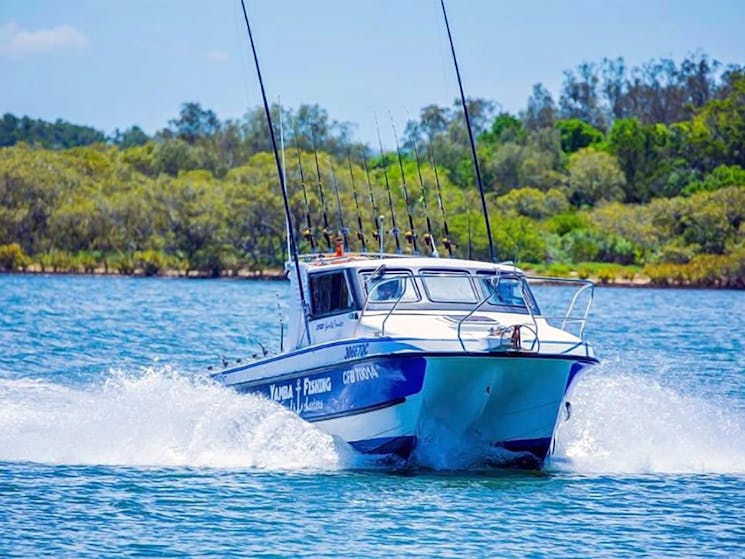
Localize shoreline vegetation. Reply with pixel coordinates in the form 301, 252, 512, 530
1, 53, 743, 289
2, 247, 742, 289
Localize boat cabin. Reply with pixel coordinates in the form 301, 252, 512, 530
285, 255, 541, 348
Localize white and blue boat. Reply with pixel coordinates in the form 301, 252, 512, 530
220, 1, 599, 469
213, 254, 597, 468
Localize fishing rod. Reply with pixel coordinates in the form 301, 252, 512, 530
361, 150, 382, 252
466, 192, 473, 260
411, 139, 438, 258
328, 155, 350, 251
238, 0, 310, 346
279, 97, 291, 262
309, 123, 333, 252
292, 123, 316, 253
346, 148, 368, 253
428, 139, 454, 258
440, 0, 495, 262
391, 119, 418, 255
375, 118, 401, 254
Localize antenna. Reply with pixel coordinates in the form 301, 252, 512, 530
375, 116, 401, 254
440, 0, 495, 262
310, 122, 333, 252
279, 97, 290, 260
391, 117, 419, 255
292, 122, 316, 253
466, 192, 473, 260
239, 0, 310, 345
346, 148, 368, 253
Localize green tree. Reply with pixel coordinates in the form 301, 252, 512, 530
556, 118, 603, 153
568, 148, 626, 206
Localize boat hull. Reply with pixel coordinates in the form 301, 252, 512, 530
220, 344, 594, 469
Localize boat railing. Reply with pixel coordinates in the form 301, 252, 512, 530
353, 273, 593, 351
525, 276, 595, 339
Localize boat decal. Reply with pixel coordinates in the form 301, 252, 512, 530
343, 342, 369, 360
235, 356, 426, 421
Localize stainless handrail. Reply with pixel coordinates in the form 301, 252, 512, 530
353, 276, 410, 337
354, 272, 595, 346
519, 278, 541, 351
526, 276, 595, 339
562, 283, 594, 338
379, 278, 408, 336
456, 274, 501, 351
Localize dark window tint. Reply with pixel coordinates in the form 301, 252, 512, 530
309, 271, 354, 317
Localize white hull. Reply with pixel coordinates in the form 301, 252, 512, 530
216, 337, 595, 468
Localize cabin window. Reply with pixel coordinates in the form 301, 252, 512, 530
361, 271, 419, 303
477, 273, 540, 314
420, 271, 478, 303
481, 277, 526, 307
309, 271, 354, 317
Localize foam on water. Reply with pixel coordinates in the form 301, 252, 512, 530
0, 367, 356, 470
1, 364, 743, 474
553, 366, 745, 474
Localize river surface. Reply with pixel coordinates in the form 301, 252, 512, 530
1, 275, 743, 557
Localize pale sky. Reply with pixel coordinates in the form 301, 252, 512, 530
1, 0, 743, 144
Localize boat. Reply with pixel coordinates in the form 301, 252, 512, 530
213, 253, 597, 468
214, 0, 599, 469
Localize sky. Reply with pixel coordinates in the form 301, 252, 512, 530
1, 0, 744, 145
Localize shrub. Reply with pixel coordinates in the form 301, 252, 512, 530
109, 252, 135, 275
0, 243, 29, 271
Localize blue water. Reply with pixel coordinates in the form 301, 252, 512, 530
1, 275, 744, 557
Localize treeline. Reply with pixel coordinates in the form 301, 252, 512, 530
0, 113, 106, 150
0, 53, 743, 286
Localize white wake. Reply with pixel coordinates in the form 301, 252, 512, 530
0, 368, 355, 470
1, 366, 743, 474
553, 368, 745, 474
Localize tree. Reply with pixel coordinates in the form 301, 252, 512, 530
568, 148, 626, 206
496, 187, 569, 219
686, 76, 745, 172
556, 118, 604, 153
481, 113, 525, 145
600, 57, 628, 120
112, 126, 149, 148
607, 117, 671, 202
523, 84, 557, 131
167, 102, 220, 144
0, 113, 105, 149
559, 63, 606, 129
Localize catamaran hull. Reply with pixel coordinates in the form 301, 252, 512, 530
220, 347, 595, 469
316, 354, 590, 468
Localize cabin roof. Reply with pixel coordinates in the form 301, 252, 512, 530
292, 253, 525, 275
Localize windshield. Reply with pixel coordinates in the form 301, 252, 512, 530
421, 273, 478, 303
479, 275, 540, 314
363, 272, 419, 303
